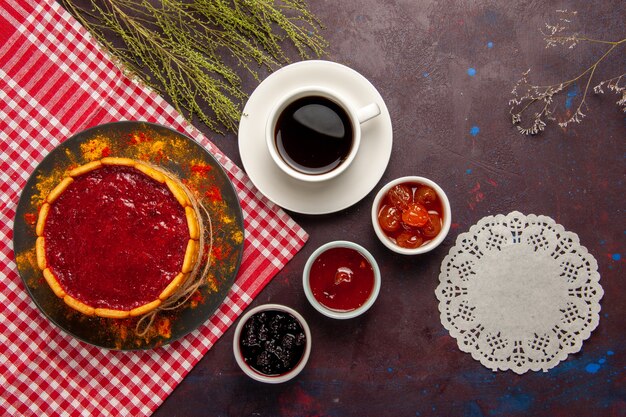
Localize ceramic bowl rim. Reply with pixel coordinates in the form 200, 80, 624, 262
233, 303, 311, 383
302, 240, 381, 319
265, 85, 362, 183
371, 176, 451, 255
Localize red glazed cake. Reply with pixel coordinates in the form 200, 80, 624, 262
35, 157, 200, 318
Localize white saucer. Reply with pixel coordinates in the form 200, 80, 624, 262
238, 60, 393, 215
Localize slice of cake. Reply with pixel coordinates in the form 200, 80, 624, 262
35, 157, 200, 318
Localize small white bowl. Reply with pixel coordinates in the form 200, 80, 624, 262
233, 304, 311, 383
303, 241, 381, 319
371, 176, 451, 255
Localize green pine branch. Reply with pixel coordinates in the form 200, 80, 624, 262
60, 0, 328, 134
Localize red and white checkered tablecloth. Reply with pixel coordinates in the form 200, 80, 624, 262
0, 1, 308, 416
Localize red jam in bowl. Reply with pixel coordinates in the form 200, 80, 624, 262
309, 247, 375, 312
377, 181, 444, 249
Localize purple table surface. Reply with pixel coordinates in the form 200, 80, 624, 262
81, 0, 625, 415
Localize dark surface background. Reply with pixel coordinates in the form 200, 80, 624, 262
89, 0, 625, 416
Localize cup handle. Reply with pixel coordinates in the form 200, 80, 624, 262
356, 102, 381, 124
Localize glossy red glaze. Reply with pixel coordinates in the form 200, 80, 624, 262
44, 165, 188, 310
377, 182, 444, 249
309, 247, 375, 312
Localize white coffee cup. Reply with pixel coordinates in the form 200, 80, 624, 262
266, 86, 380, 182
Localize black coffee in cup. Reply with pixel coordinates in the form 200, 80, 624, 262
274, 96, 353, 175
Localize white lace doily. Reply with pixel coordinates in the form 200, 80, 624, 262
435, 211, 603, 374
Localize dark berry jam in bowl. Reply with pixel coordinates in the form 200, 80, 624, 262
233, 304, 311, 383
371, 176, 451, 255
303, 241, 381, 319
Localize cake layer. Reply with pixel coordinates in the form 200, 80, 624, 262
42, 164, 190, 311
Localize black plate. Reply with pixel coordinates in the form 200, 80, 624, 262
13, 121, 244, 350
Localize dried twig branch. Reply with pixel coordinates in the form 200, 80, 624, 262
510, 10, 625, 135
